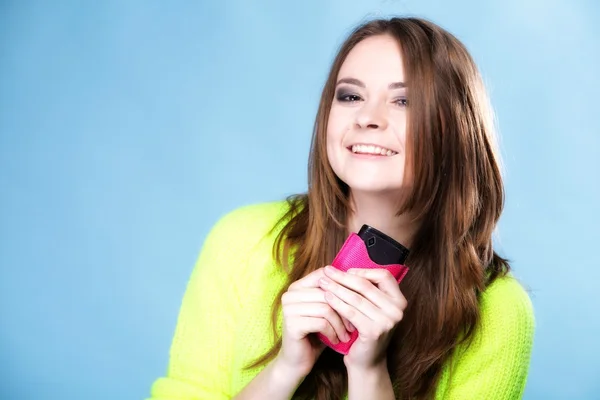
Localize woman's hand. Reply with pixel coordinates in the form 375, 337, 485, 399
318, 266, 407, 371
276, 267, 353, 378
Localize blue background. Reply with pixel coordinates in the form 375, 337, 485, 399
1, 1, 598, 399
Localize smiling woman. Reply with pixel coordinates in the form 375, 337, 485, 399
327, 35, 409, 194
148, 17, 534, 400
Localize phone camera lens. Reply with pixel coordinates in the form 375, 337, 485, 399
367, 237, 376, 247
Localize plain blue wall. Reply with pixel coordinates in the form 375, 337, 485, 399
1, 1, 599, 399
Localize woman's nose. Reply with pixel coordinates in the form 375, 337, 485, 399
354, 101, 388, 131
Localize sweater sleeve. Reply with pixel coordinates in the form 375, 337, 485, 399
148, 207, 259, 400
440, 277, 535, 400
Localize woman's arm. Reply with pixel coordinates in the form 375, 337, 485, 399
317, 267, 407, 400
148, 207, 266, 400
437, 276, 535, 400
235, 266, 354, 399
232, 356, 305, 400
347, 362, 395, 400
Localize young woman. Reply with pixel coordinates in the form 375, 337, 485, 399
149, 17, 535, 400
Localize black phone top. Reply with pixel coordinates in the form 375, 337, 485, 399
357, 225, 410, 265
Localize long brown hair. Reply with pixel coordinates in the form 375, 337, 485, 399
248, 17, 509, 399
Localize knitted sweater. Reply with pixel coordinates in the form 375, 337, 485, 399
148, 201, 535, 399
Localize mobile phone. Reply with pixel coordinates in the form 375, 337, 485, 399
357, 225, 409, 265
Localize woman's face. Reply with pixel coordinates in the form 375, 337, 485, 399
326, 34, 410, 194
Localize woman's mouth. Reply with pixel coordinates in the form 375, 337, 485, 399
348, 144, 398, 157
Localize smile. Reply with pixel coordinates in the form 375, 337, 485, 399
349, 144, 398, 156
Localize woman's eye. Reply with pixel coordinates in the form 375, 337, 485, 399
395, 98, 408, 107
336, 92, 362, 102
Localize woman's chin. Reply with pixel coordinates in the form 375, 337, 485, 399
345, 181, 405, 195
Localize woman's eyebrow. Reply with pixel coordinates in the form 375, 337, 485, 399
336, 77, 406, 89
336, 77, 365, 87
388, 81, 406, 89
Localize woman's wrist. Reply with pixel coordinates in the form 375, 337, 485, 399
346, 359, 389, 380
272, 355, 309, 391
234, 356, 307, 400
346, 359, 395, 400
346, 359, 390, 385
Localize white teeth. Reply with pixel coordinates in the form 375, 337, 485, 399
351, 144, 397, 156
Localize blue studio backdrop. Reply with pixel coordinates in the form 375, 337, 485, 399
1, 1, 599, 399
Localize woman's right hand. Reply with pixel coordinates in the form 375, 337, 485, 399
275, 267, 353, 378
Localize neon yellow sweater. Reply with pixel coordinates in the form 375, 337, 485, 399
148, 201, 535, 399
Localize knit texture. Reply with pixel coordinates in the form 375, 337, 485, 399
148, 201, 535, 400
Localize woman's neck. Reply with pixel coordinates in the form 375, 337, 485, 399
346, 190, 418, 248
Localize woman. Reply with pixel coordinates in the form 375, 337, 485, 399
149, 17, 534, 400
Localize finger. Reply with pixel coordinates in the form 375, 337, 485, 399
323, 266, 398, 311
281, 289, 356, 332
288, 267, 327, 290
348, 268, 407, 306
286, 316, 339, 344
323, 291, 372, 335
284, 303, 351, 343
282, 288, 327, 305
319, 276, 381, 320
343, 317, 355, 332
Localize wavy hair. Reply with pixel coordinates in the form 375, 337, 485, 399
248, 17, 509, 399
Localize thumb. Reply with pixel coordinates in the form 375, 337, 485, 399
289, 267, 327, 290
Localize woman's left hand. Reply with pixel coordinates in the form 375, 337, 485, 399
318, 265, 408, 370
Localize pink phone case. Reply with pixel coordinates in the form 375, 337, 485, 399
316, 233, 409, 355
